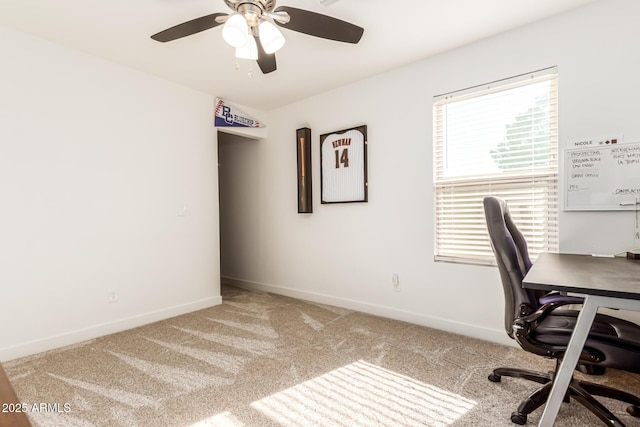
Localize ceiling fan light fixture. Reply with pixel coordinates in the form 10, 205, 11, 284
222, 13, 249, 48
151, 2, 365, 75
259, 20, 285, 54
235, 36, 258, 60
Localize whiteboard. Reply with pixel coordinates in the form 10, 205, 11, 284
565, 142, 640, 211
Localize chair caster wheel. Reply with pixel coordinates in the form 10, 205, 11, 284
510, 412, 527, 425
627, 405, 640, 417
488, 373, 501, 382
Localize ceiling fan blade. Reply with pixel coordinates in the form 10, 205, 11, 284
255, 36, 277, 74
273, 6, 363, 44
151, 13, 227, 42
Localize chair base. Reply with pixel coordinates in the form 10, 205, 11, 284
489, 366, 640, 426
577, 363, 606, 376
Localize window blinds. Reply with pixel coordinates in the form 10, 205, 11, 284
433, 68, 559, 265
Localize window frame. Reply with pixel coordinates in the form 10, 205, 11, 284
433, 67, 559, 265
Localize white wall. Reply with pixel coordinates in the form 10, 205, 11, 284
220, 0, 640, 344
0, 26, 222, 361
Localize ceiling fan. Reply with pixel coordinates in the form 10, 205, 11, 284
151, 0, 364, 74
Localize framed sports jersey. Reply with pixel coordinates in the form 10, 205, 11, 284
320, 125, 368, 204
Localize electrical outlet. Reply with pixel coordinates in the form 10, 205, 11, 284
108, 291, 119, 303
392, 273, 400, 291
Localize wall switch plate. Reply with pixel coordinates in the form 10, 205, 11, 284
108, 291, 119, 303
392, 273, 400, 291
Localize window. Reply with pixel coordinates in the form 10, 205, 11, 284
433, 67, 558, 265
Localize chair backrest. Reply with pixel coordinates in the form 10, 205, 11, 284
483, 196, 546, 337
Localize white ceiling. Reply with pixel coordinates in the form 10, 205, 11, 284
0, 0, 598, 111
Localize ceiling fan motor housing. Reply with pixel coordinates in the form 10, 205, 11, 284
229, 1, 287, 35
226, 0, 277, 14
238, 4, 262, 31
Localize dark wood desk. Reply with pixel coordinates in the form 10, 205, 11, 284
523, 253, 640, 427
0, 363, 31, 427
524, 253, 640, 301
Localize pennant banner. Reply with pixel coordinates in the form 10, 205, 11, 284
214, 98, 265, 128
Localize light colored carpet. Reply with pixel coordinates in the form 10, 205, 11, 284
5, 284, 640, 427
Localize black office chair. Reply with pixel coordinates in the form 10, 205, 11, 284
483, 196, 640, 426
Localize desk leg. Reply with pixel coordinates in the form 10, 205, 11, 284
538, 295, 600, 427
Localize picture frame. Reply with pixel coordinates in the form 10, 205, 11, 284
320, 125, 368, 204
296, 127, 313, 213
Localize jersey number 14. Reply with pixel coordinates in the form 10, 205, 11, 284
334, 148, 350, 169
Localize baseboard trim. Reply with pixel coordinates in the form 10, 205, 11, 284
0, 296, 222, 362
222, 276, 513, 347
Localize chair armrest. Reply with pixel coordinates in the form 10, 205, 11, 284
538, 292, 619, 310
516, 300, 577, 329
512, 301, 605, 363
538, 292, 584, 305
